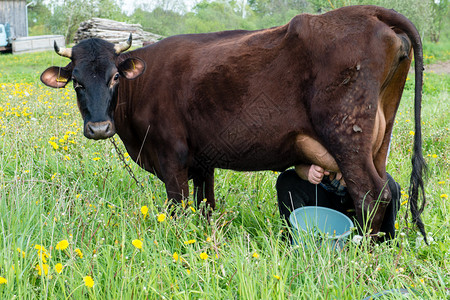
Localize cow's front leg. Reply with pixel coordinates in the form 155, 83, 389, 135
158, 141, 190, 207
164, 168, 190, 205
193, 170, 216, 211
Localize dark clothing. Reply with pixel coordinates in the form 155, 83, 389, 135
276, 169, 401, 241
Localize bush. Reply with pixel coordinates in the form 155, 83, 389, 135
307, 0, 439, 42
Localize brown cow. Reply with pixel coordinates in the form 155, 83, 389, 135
40, 5, 427, 240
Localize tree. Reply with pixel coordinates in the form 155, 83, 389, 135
184, 0, 257, 33
47, 0, 126, 43
130, 7, 186, 36
28, 0, 52, 35
306, 0, 435, 41
429, 0, 449, 42
247, 0, 309, 29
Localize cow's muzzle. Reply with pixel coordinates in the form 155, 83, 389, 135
84, 121, 115, 140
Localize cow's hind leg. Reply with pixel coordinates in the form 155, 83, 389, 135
311, 85, 392, 237
337, 148, 391, 237
348, 160, 392, 237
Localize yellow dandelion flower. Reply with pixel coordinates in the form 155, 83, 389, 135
432, 154, 437, 158
132, 239, 143, 249
0, 277, 7, 284
409, 131, 415, 136
273, 274, 281, 280
252, 252, 259, 259
83, 275, 94, 288
75, 248, 83, 258
173, 252, 179, 261
55, 240, 69, 250
16, 248, 26, 258
141, 205, 148, 216
438, 181, 445, 185
441, 194, 448, 199
186, 269, 191, 275
206, 237, 211, 242
92, 157, 100, 161
34, 244, 46, 252
157, 213, 166, 223
35, 245, 50, 263
200, 252, 208, 260
184, 239, 196, 245
35, 264, 49, 276
55, 263, 63, 274
401, 200, 408, 206
49, 141, 59, 150
189, 206, 196, 213
395, 222, 399, 230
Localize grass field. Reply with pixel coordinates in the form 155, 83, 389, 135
0, 46, 449, 299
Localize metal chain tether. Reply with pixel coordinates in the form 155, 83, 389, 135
109, 137, 142, 188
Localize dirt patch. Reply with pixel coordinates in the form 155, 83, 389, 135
424, 60, 450, 74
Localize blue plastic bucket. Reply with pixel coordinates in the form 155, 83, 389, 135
289, 206, 354, 250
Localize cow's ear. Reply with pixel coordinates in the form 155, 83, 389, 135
118, 58, 146, 80
40, 63, 73, 88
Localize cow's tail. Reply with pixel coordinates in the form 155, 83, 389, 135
374, 6, 428, 243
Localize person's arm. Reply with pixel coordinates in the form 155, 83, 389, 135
294, 164, 330, 185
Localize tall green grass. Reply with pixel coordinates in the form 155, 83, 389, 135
0, 48, 448, 298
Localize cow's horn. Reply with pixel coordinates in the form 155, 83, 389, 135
54, 41, 72, 58
114, 34, 132, 54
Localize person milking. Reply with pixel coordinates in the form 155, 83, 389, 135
276, 163, 401, 242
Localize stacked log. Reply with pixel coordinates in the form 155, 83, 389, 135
74, 18, 162, 46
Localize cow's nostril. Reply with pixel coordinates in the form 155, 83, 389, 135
88, 124, 95, 135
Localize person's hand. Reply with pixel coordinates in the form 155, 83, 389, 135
329, 171, 347, 187
295, 164, 329, 185
307, 164, 330, 184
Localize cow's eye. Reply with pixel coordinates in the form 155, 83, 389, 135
73, 78, 84, 90
113, 73, 120, 81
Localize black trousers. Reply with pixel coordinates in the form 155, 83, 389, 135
276, 169, 401, 241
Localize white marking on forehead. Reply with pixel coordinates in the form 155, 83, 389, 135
353, 124, 362, 132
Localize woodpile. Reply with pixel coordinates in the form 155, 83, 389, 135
74, 18, 162, 46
